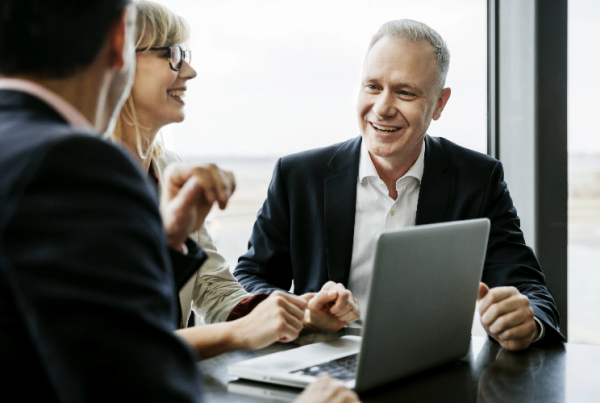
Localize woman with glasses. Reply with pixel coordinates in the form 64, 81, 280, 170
111, 6, 360, 400
111, 0, 308, 352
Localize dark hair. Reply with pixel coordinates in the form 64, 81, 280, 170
0, 0, 132, 78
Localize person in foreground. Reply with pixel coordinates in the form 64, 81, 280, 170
111, 1, 360, 359
0, 0, 359, 401
235, 19, 565, 351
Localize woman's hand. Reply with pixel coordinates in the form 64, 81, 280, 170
160, 162, 235, 250
294, 377, 361, 403
232, 291, 308, 350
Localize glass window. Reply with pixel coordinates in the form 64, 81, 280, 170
567, 0, 600, 345
152, 0, 487, 269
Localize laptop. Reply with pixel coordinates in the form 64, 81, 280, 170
228, 218, 490, 393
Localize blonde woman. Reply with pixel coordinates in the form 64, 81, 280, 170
112, 0, 360, 362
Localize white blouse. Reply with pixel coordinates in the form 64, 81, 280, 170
153, 149, 251, 327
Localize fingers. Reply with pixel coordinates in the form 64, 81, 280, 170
338, 309, 359, 323
483, 301, 533, 335
271, 290, 308, 312
163, 162, 235, 208
325, 284, 359, 323
320, 281, 336, 291
276, 320, 303, 343
478, 287, 537, 351
267, 291, 306, 321
480, 292, 532, 330
481, 293, 533, 326
496, 317, 537, 342
329, 285, 350, 314
478, 286, 518, 317
300, 293, 316, 303
308, 288, 338, 311
477, 282, 489, 301
169, 176, 201, 214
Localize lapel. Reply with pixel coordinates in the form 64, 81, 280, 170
324, 136, 362, 286
415, 135, 452, 225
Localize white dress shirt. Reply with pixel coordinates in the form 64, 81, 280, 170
347, 140, 425, 318
345, 138, 545, 341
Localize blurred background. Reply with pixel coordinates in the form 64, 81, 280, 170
151, 0, 600, 345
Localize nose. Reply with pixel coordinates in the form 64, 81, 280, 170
372, 90, 396, 118
179, 60, 197, 80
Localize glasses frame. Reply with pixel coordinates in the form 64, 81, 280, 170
136, 45, 192, 72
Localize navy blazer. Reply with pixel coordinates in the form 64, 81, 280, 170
235, 135, 565, 342
0, 90, 206, 402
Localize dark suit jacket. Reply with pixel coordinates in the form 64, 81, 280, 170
234, 135, 565, 342
0, 90, 206, 402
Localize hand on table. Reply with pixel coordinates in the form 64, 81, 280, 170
294, 376, 361, 403
233, 291, 307, 350
160, 162, 235, 251
301, 282, 360, 333
478, 283, 540, 351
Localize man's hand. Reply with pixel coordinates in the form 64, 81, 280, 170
232, 291, 307, 350
160, 163, 235, 250
478, 283, 539, 351
294, 376, 361, 403
301, 282, 360, 333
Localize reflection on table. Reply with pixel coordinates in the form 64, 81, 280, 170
199, 333, 600, 403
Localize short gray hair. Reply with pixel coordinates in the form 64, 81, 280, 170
368, 19, 450, 91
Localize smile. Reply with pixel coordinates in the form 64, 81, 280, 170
167, 89, 186, 98
370, 122, 401, 133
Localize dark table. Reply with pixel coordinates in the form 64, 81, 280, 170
199, 331, 600, 402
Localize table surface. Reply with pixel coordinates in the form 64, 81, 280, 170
198, 330, 600, 403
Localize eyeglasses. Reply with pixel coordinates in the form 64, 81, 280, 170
136, 45, 192, 72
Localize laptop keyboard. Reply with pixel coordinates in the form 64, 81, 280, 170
290, 354, 358, 381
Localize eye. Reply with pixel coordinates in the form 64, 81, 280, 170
365, 84, 379, 92
399, 90, 416, 97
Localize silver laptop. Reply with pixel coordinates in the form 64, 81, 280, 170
228, 219, 490, 393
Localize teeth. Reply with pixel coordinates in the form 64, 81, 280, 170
168, 90, 186, 98
372, 123, 399, 132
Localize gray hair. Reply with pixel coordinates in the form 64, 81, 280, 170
368, 19, 450, 91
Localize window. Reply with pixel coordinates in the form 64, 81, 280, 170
567, 0, 600, 345
153, 0, 487, 272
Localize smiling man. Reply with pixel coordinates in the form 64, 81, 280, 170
235, 19, 565, 351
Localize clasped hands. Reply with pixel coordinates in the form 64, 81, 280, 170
234, 282, 361, 351
159, 162, 360, 346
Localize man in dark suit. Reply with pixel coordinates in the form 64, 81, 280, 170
235, 19, 565, 351
0, 1, 214, 401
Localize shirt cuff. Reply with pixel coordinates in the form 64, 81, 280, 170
532, 316, 546, 343
226, 293, 270, 322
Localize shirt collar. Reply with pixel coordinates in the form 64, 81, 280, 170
0, 78, 93, 129
358, 138, 426, 185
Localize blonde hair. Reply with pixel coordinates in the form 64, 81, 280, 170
112, 0, 190, 161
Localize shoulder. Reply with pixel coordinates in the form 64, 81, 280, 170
1, 126, 153, 210
426, 135, 500, 180
278, 136, 361, 177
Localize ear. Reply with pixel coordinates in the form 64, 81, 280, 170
432, 87, 451, 121
107, 6, 136, 71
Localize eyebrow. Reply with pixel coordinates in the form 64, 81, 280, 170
363, 77, 425, 95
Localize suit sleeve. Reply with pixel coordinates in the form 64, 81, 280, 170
234, 158, 294, 294
3, 136, 204, 402
480, 161, 565, 342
